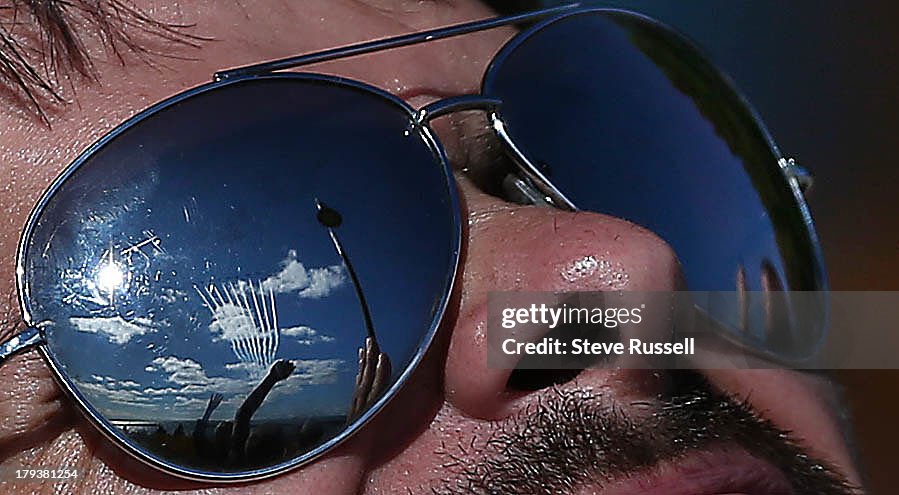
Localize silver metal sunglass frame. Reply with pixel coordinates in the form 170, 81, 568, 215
0, 1, 826, 483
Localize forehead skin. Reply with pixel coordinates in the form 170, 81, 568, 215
0, 0, 507, 336
0, 1, 864, 494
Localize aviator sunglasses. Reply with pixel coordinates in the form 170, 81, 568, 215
0, 3, 828, 482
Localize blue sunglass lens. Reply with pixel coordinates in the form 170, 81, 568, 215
484, 10, 826, 360
20, 77, 459, 478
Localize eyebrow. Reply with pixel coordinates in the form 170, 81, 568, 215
0, 0, 202, 123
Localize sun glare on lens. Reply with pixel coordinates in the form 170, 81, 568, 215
96, 261, 125, 294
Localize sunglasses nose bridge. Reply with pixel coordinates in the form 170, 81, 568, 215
416, 96, 580, 212
415, 95, 503, 125
488, 113, 580, 211
415, 96, 575, 210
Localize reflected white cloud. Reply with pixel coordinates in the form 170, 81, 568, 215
300, 265, 345, 298
89, 375, 142, 390
148, 356, 208, 385
224, 361, 259, 373
70, 315, 158, 345
207, 303, 258, 344
289, 359, 342, 386
268, 359, 343, 401
143, 386, 179, 396
280, 325, 335, 345
260, 249, 345, 299
149, 354, 344, 398
74, 380, 157, 407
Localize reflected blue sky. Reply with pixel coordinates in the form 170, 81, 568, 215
24, 78, 457, 422
544, 0, 899, 290
487, 12, 808, 297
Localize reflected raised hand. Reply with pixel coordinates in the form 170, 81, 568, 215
204, 392, 224, 420
268, 359, 296, 382
347, 336, 391, 423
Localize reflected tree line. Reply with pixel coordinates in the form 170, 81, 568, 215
129, 359, 336, 470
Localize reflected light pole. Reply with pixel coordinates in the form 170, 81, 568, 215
315, 199, 392, 422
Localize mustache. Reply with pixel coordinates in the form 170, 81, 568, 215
432, 370, 857, 495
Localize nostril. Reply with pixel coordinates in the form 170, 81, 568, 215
506, 367, 581, 392
504, 317, 619, 392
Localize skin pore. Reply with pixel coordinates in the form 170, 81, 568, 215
0, 1, 865, 493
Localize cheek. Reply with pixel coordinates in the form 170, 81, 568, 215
0, 352, 65, 443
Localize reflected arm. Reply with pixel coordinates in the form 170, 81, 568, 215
193, 392, 224, 451
231, 360, 294, 459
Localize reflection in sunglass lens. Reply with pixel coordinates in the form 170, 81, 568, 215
20, 78, 458, 478
484, 11, 826, 359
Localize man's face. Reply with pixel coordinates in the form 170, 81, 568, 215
0, 1, 864, 493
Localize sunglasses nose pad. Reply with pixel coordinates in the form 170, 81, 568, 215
781, 158, 814, 196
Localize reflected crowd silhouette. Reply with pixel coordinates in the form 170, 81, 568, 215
129, 330, 392, 472
130, 359, 339, 471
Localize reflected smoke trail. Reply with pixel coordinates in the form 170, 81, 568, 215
195, 281, 280, 373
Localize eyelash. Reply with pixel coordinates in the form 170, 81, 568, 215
0, 0, 204, 124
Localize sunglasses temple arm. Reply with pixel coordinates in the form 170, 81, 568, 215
0, 326, 43, 365
214, 3, 582, 81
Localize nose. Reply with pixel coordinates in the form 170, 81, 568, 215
442, 180, 684, 419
